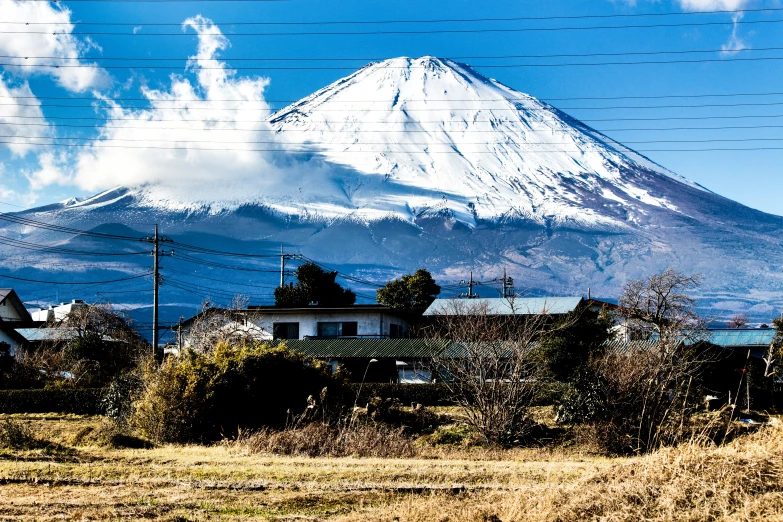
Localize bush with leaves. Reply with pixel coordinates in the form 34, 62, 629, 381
131, 343, 346, 443
537, 304, 612, 383
376, 268, 441, 315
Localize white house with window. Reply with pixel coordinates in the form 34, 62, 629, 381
178, 305, 411, 350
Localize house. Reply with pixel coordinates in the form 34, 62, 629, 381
29, 300, 88, 322
422, 296, 613, 317
0, 289, 39, 356
179, 305, 413, 349
279, 338, 446, 383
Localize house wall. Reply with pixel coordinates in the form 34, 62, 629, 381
0, 299, 24, 321
247, 311, 408, 339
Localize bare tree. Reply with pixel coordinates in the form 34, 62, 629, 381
20, 303, 148, 386
618, 267, 706, 348
727, 313, 748, 329
424, 298, 564, 445
182, 295, 268, 353
576, 268, 717, 453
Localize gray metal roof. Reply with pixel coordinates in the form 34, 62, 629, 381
15, 328, 80, 342
423, 297, 584, 316
15, 328, 119, 343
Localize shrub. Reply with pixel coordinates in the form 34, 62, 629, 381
352, 383, 453, 407
0, 419, 43, 449
0, 388, 106, 414
131, 343, 346, 443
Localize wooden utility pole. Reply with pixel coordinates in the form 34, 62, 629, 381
278, 244, 302, 287
142, 225, 172, 355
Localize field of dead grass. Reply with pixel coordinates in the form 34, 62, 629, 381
0, 413, 781, 521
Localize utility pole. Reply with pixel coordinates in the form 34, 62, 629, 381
141, 225, 173, 356
501, 268, 515, 298
178, 316, 184, 354
459, 271, 477, 298
278, 244, 303, 287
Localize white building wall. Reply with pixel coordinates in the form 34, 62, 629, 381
248, 310, 408, 339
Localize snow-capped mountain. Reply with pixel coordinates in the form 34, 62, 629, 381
4, 56, 783, 326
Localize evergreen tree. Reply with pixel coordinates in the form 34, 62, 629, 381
376, 268, 441, 315
274, 262, 356, 307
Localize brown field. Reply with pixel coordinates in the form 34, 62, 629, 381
1, 413, 781, 521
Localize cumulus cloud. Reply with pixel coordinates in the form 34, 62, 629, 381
0, 0, 109, 92
0, 74, 52, 157
15, 15, 337, 209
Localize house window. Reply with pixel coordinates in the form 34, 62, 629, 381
273, 322, 299, 340
317, 321, 358, 337
390, 323, 404, 338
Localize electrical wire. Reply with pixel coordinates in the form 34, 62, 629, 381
0, 271, 152, 285
7, 87, 783, 104
6, 112, 783, 124
7, 55, 783, 69
6, 6, 783, 24
0, 212, 143, 241
9, 121, 783, 134
3, 138, 783, 153
7, 17, 783, 35
10, 99, 783, 111
8, 134, 783, 146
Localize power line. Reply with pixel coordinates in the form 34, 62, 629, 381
10, 99, 783, 111
0, 271, 152, 285
4, 138, 783, 153
7, 55, 783, 69
6, 17, 783, 35
0, 212, 142, 240
7, 45, 783, 64
8, 134, 783, 147
6, 112, 783, 124
7, 88, 783, 105
8, 121, 783, 133
6, 6, 783, 25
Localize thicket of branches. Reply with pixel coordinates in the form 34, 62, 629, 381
16, 303, 148, 388
423, 298, 568, 445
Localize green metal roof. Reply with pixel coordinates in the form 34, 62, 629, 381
280, 338, 447, 359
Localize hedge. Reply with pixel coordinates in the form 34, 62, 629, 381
350, 382, 566, 407
350, 383, 454, 406
0, 388, 108, 414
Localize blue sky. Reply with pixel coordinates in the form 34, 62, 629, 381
1, 0, 783, 215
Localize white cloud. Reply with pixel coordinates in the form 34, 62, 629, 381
18, 16, 348, 208
0, 74, 52, 157
24, 151, 72, 191
677, 0, 753, 10
0, 0, 109, 92
721, 13, 749, 54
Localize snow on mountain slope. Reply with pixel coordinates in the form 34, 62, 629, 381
264, 56, 706, 227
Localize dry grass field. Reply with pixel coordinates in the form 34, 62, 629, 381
0, 413, 781, 521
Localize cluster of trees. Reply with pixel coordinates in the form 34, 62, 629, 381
274, 262, 441, 315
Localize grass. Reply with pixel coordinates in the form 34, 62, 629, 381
0, 412, 780, 520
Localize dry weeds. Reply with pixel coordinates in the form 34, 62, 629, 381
0, 414, 781, 521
